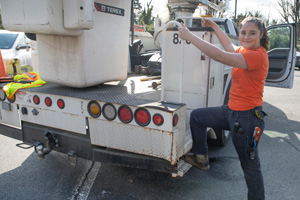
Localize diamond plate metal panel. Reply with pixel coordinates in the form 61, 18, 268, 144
22, 83, 158, 106
87, 101, 188, 164
171, 106, 187, 163
20, 106, 86, 134
89, 119, 174, 162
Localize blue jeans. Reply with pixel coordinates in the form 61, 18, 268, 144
190, 105, 265, 200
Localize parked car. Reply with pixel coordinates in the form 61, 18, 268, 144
0, 30, 33, 72
296, 51, 300, 69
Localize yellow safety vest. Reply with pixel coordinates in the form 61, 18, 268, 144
3, 72, 46, 99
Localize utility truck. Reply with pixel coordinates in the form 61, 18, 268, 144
0, 0, 296, 177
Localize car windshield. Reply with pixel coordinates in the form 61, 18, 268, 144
0, 33, 18, 49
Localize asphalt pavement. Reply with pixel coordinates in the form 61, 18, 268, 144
0, 70, 300, 200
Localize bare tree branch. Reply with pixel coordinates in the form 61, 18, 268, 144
278, 0, 290, 23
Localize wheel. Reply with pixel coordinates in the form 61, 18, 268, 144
208, 129, 230, 146
207, 80, 231, 146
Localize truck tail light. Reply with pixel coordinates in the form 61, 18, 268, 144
173, 114, 178, 127
153, 114, 164, 126
0, 89, 6, 101
57, 99, 65, 109
45, 97, 52, 107
134, 108, 150, 126
118, 105, 133, 123
88, 101, 101, 118
103, 103, 116, 121
33, 95, 40, 105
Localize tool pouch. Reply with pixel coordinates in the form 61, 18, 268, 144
247, 109, 267, 160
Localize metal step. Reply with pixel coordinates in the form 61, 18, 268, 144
172, 159, 192, 177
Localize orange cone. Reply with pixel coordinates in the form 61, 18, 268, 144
0, 49, 8, 77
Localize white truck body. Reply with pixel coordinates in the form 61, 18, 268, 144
0, 0, 296, 176
1, 0, 131, 88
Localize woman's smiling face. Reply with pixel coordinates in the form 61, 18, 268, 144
239, 22, 263, 50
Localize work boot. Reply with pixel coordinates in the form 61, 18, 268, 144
183, 153, 210, 170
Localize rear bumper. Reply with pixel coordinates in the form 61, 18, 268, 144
17, 122, 178, 174
0, 123, 22, 141
92, 147, 178, 174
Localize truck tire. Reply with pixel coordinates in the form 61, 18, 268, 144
208, 80, 231, 146
208, 129, 230, 146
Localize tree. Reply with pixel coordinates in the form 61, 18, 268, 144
232, 9, 280, 29
277, 0, 300, 48
133, 0, 143, 24
277, 0, 299, 24
268, 26, 291, 50
0, 9, 4, 29
234, 11, 264, 27
138, 0, 154, 32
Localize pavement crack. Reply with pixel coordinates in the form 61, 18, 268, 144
70, 161, 101, 200
283, 139, 300, 152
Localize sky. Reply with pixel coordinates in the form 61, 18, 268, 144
139, 0, 283, 21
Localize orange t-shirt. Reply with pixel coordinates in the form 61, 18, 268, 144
228, 46, 269, 111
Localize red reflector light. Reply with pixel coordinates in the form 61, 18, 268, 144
57, 99, 65, 109
118, 105, 133, 123
45, 97, 52, 107
134, 108, 150, 126
103, 103, 116, 121
153, 114, 164, 126
173, 114, 179, 127
88, 101, 101, 118
33, 95, 40, 105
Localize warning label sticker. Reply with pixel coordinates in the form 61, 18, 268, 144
94, 3, 125, 16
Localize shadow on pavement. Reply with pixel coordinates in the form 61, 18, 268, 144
0, 151, 91, 200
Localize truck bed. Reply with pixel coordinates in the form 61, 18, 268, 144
2, 73, 164, 107
1, 73, 189, 171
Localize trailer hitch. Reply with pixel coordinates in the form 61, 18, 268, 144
34, 132, 58, 160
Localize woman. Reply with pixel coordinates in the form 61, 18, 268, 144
178, 17, 269, 200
